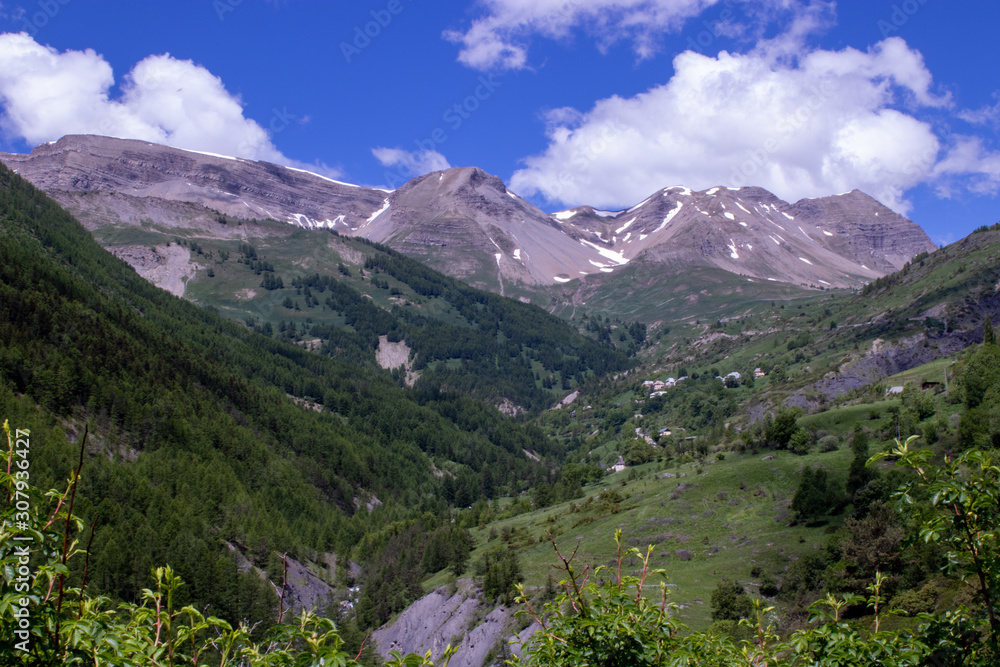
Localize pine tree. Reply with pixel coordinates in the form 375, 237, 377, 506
985, 315, 996, 347
847, 424, 874, 497
792, 467, 840, 524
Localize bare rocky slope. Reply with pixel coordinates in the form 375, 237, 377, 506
371, 581, 538, 667
0, 135, 389, 230
361, 166, 613, 294
551, 185, 935, 288
2, 135, 936, 296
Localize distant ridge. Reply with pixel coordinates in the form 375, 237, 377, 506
2, 135, 936, 294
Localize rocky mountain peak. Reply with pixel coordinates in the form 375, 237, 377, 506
0, 134, 391, 231
1, 134, 938, 296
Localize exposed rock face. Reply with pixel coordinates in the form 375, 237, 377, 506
371, 581, 531, 667
224, 542, 343, 620
0, 135, 389, 230
374, 335, 419, 386
1, 135, 937, 295
362, 167, 611, 292
551, 185, 937, 288
109, 244, 197, 297
787, 189, 935, 273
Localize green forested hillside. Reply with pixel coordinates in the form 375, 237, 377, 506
0, 162, 556, 628
108, 213, 631, 414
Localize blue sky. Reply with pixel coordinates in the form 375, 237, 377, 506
0, 1, 997, 245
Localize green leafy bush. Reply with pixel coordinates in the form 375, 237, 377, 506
5, 420, 999, 666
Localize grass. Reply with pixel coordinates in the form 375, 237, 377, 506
444, 446, 853, 630
884, 355, 959, 386
798, 400, 900, 434
551, 263, 821, 325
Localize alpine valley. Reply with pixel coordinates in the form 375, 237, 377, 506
2, 135, 1000, 666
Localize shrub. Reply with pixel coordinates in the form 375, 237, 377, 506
789, 428, 812, 455
511, 528, 937, 667
818, 434, 840, 452
760, 573, 780, 597
711, 580, 754, 621
475, 545, 523, 604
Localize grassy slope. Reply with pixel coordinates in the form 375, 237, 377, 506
550, 263, 820, 325
420, 230, 1000, 632
428, 448, 851, 630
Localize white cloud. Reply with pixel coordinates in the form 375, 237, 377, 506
932, 136, 1000, 197
958, 97, 1000, 130
0, 32, 317, 170
510, 37, 951, 213
372, 146, 452, 177
445, 0, 723, 70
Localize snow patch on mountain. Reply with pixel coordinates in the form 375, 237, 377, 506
656, 201, 684, 232
627, 196, 652, 213
366, 198, 390, 224
616, 217, 637, 234
580, 239, 629, 266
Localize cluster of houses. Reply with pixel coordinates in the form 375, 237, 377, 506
604, 368, 768, 473
642, 376, 687, 397
716, 368, 768, 384
641, 368, 767, 397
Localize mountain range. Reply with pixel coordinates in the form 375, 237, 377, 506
0, 135, 936, 301
4, 134, 1000, 666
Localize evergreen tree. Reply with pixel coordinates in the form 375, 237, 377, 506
476, 546, 523, 604
985, 315, 996, 347
789, 428, 811, 455
792, 467, 840, 524
964, 342, 1000, 409
710, 579, 754, 621
765, 407, 803, 448
847, 424, 875, 497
